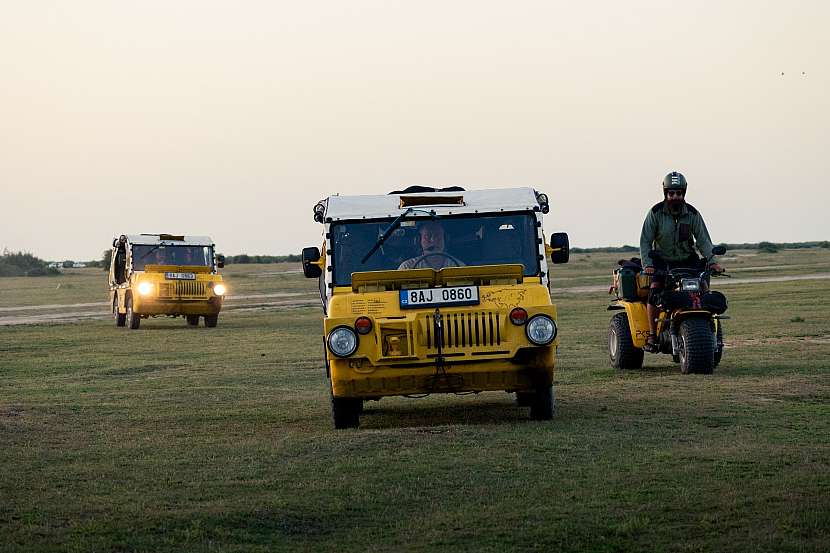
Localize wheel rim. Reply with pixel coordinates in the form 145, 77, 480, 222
609, 328, 618, 356
678, 334, 687, 366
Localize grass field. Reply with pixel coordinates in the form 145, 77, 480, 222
1, 250, 829, 552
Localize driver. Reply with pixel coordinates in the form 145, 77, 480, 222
640, 171, 724, 351
398, 220, 465, 270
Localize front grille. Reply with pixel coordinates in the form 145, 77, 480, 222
157, 281, 207, 298
424, 311, 502, 350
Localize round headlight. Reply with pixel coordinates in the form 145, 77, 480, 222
137, 281, 154, 296
525, 315, 557, 345
327, 326, 358, 357
213, 283, 227, 296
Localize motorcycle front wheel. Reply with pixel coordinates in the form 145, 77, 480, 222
678, 318, 715, 374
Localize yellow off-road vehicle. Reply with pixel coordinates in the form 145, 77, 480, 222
302, 186, 569, 428
109, 234, 227, 330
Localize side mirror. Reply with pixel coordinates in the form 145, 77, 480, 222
712, 245, 727, 256
550, 232, 569, 264
302, 247, 323, 278
216, 254, 225, 269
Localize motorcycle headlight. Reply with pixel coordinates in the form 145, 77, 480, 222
213, 283, 227, 296
327, 326, 358, 357
680, 278, 701, 292
137, 281, 154, 296
525, 315, 557, 345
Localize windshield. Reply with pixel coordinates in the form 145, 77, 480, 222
330, 213, 540, 285
131, 245, 214, 271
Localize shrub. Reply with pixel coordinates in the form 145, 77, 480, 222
224, 254, 301, 264
0, 251, 59, 277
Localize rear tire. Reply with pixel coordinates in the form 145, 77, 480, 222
126, 296, 140, 330
529, 385, 555, 420
186, 315, 200, 326
609, 312, 644, 370
678, 318, 715, 374
114, 297, 126, 327
204, 314, 218, 328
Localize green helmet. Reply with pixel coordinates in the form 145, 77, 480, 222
662, 171, 687, 192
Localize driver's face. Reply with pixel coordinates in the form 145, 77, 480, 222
420, 224, 445, 253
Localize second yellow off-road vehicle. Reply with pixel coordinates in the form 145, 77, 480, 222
302, 186, 569, 428
109, 234, 227, 329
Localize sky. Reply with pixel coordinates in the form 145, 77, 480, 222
1, 1, 828, 261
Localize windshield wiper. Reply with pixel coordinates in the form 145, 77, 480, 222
360, 208, 437, 264
139, 244, 166, 260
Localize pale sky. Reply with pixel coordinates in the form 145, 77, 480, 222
2, 1, 827, 261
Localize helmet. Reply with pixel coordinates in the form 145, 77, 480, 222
662, 171, 687, 192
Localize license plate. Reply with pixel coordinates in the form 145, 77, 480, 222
165, 272, 196, 280
399, 286, 479, 309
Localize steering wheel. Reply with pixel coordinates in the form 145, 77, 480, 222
409, 252, 465, 269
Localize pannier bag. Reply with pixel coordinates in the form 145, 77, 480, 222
701, 291, 728, 314
617, 267, 640, 301
612, 263, 649, 302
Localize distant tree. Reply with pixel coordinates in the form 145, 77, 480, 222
757, 242, 778, 253
101, 249, 112, 271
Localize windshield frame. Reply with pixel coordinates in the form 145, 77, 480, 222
129, 244, 216, 272
328, 210, 542, 286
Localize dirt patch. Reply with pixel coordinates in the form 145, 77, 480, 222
726, 335, 830, 347
0, 292, 319, 326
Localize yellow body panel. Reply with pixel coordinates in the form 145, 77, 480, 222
615, 301, 651, 349
325, 279, 558, 399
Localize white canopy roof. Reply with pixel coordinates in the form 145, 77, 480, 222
123, 234, 215, 247
323, 187, 542, 221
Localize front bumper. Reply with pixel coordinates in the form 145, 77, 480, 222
330, 346, 554, 398
132, 296, 223, 316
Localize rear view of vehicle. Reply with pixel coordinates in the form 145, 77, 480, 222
109, 234, 227, 329
302, 187, 569, 428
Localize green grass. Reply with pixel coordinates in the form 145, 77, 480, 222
1, 252, 829, 552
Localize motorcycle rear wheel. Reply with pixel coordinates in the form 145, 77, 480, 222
609, 312, 644, 370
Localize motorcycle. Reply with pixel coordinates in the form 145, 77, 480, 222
607, 245, 729, 374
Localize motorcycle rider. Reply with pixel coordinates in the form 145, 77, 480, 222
640, 171, 724, 352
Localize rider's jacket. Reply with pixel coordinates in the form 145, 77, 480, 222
640, 201, 716, 268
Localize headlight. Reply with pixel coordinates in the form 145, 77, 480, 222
137, 281, 154, 296
327, 326, 358, 357
680, 278, 701, 292
213, 283, 227, 296
525, 315, 557, 345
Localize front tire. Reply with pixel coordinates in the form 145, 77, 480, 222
113, 296, 126, 327
331, 390, 361, 429
204, 314, 218, 328
678, 318, 715, 374
529, 385, 555, 420
126, 296, 140, 330
609, 312, 644, 370
713, 322, 724, 368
